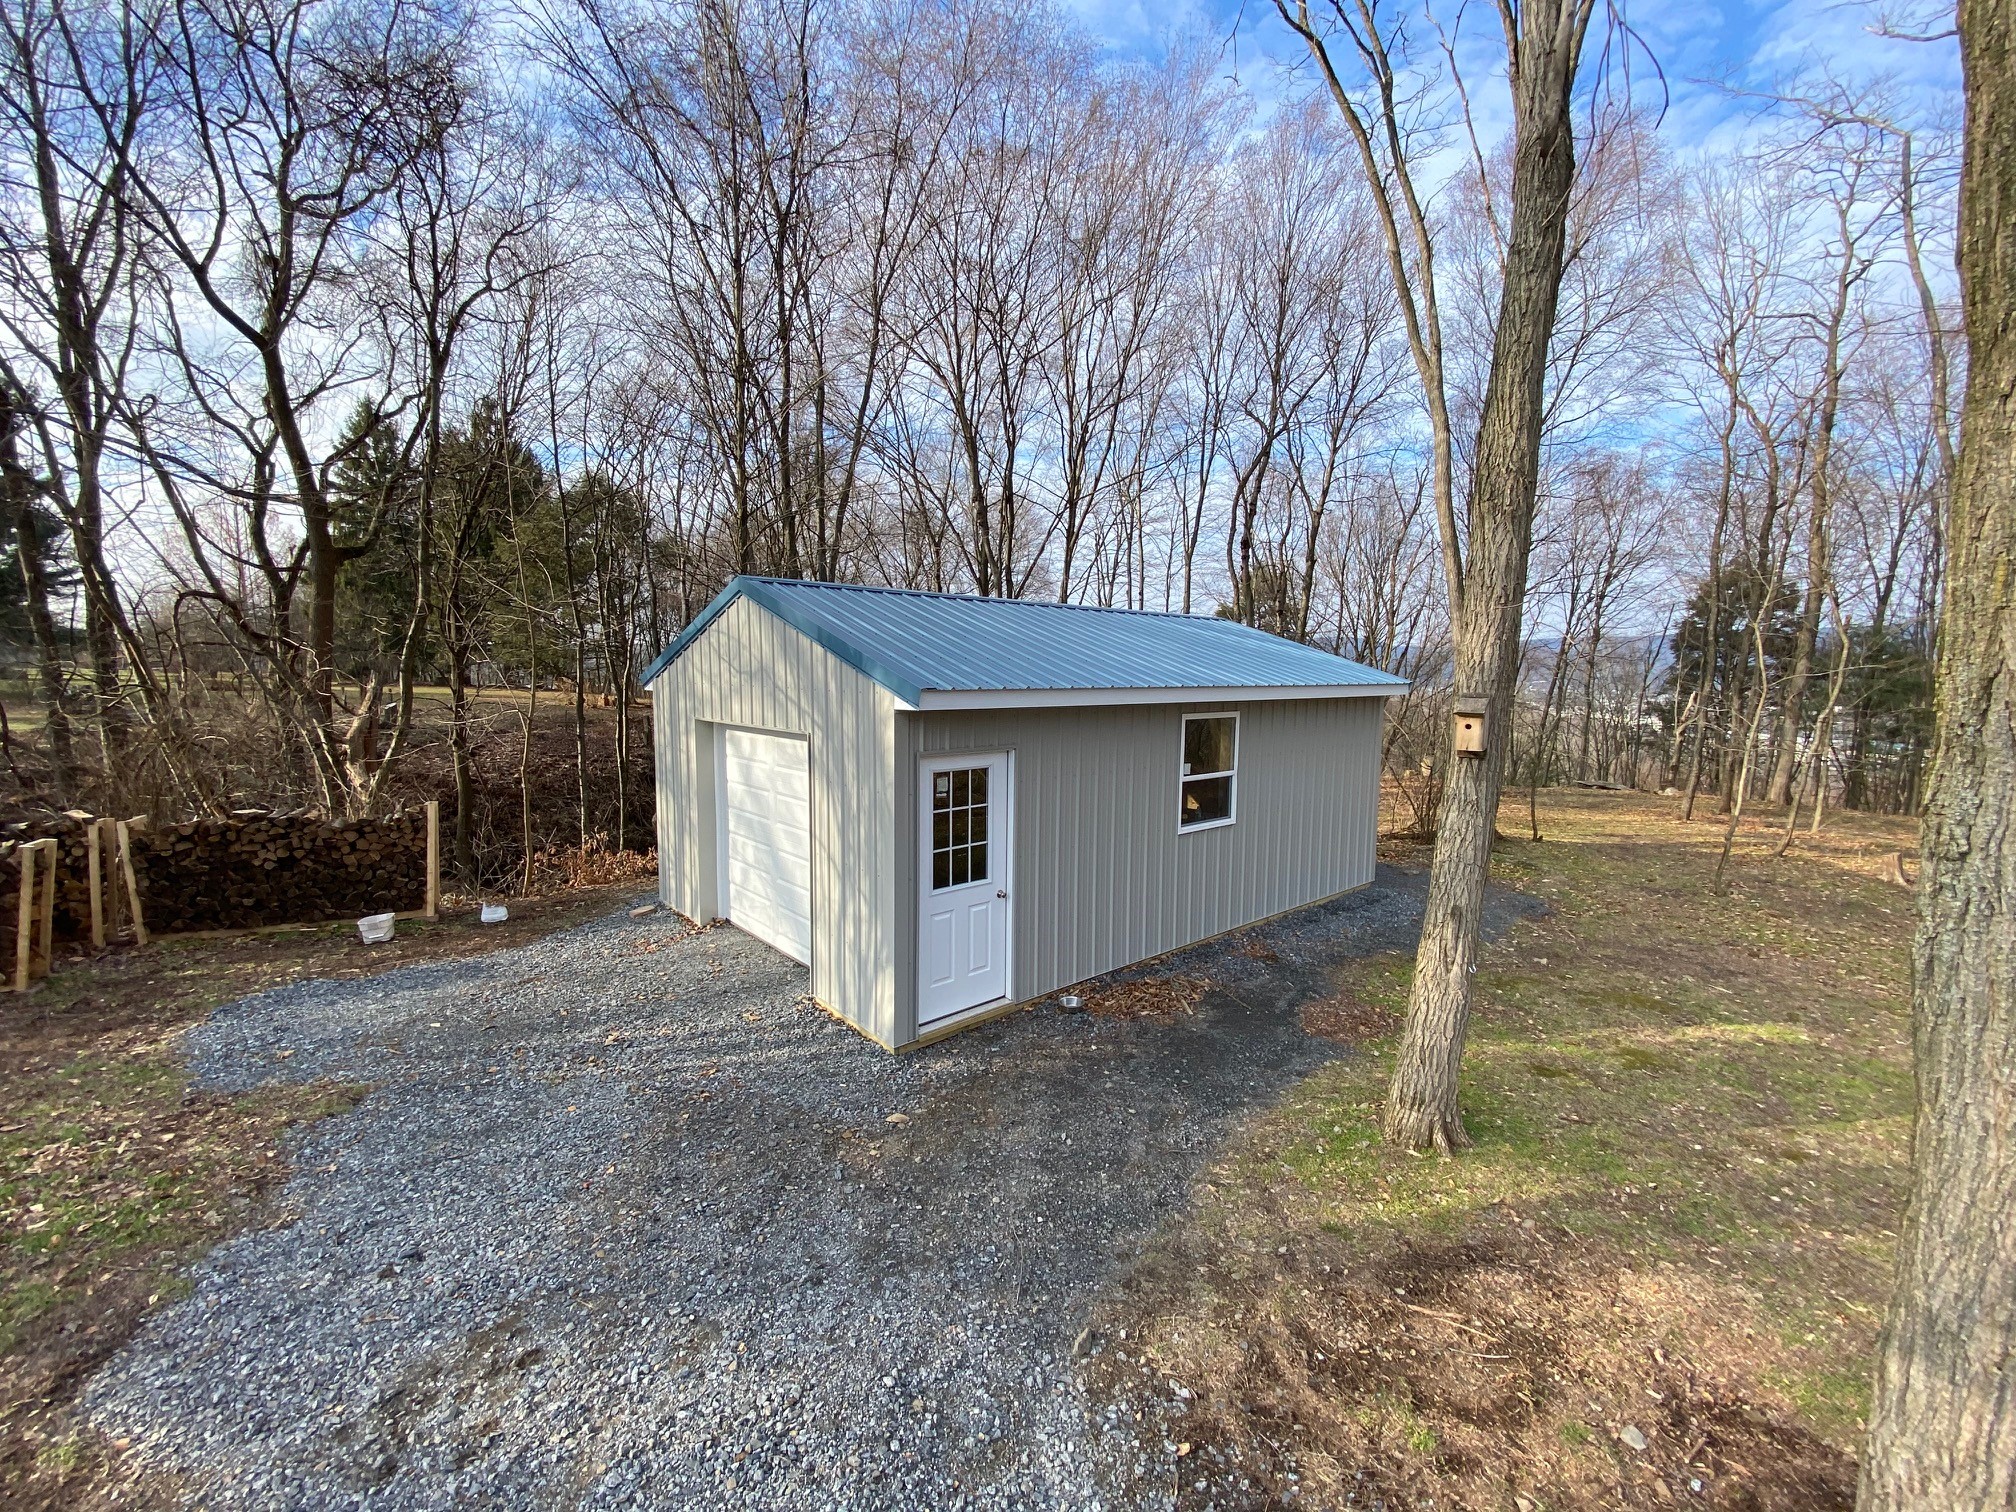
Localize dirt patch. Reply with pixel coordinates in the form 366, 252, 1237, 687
1299, 982, 1400, 1042
0, 1078, 362, 1509
1081, 976, 1208, 1021
1091, 1214, 1856, 1511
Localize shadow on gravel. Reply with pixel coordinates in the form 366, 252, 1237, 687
84, 864, 1540, 1512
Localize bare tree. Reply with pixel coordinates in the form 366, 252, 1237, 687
1858, 0, 2016, 1498
116, 0, 468, 812
0, 0, 160, 778
1278, 0, 1604, 1151
1766, 124, 1886, 806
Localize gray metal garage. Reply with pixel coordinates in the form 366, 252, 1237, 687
644, 576, 1408, 1050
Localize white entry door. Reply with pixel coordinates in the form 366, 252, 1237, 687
720, 728, 812, 963
918, 753, 1012, 1026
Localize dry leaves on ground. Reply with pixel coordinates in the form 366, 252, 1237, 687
1080, 976, 1208, 1020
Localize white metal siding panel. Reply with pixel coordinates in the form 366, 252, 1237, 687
893, 697, 1383, 1042
651, 596, 900, 1045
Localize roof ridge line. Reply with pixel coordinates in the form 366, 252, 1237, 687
740, 576, 1207, 623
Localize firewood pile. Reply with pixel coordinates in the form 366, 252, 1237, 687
127, 811, 431, 935
0, 814, 99, 960
0, 844, 24, 970
0, 806, 437, 973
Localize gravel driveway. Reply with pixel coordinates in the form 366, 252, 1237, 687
86, 865, 1538, 1510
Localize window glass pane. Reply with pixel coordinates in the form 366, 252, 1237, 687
1180, 774, 1233, 827
930, 765, 997, 889
1184, 716, 1234, 776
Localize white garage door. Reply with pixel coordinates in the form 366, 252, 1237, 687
721, 729, 812, 963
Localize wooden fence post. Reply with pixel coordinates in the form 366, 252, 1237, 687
13, 843, 34, 992
116, 820, 148, 945
425, 800, 440, 920
34, 838, 55, 977
87, 819, 104, 950
97, 819, 121, 940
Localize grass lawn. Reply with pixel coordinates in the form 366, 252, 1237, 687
0, 880, 652, 1511
1092, 789, 1917, 1511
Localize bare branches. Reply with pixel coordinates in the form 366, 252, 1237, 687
1273, 0, 1462, 614
0, 0, 1953, 890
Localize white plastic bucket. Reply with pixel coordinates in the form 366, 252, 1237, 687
479, 903, 508, 925
358, 912, 396, 944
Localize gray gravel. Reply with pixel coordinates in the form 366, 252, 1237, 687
85, 864, 1538, 1510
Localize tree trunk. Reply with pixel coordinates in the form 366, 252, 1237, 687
1683, 390, 1739, 820
1767, 519, 1825, 808
573, 639, 589, 848
1385, 6, 1587, 1153
1858, 1, 2016, 1500
448, 634, 477, 882
15, 500, 75, 796
1530, 625, 1578, 837
68, 447, 127, 766
1770, 220, 1854, 806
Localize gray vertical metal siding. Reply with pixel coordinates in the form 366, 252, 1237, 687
893, 698, 1383, 1043
652, 596, 900, 1045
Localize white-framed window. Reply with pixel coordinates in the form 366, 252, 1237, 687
1179, 712, 1238, 831
928, 763, 993, 891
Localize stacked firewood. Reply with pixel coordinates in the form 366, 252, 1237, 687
0, 814, 99, 960
0, 844, 24, 969
127, 811, 429, 934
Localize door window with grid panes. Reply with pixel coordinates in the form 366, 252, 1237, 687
930, 766, 991, 889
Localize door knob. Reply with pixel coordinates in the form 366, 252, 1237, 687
996, 889, 1008, 899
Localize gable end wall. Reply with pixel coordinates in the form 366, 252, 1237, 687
651, 595, 899, 1044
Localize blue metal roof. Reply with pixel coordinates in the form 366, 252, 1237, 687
643, 577, 1408, 706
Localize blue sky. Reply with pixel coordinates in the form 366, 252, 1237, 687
1060, 0, 1960, 164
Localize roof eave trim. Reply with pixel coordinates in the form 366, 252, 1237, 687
912, 682, 1409, 711
639, 578, 742, 685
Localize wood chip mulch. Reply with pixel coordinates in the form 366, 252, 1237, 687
1079, 976, 1207, 1020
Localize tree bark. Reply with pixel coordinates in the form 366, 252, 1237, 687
448, 635, 478, 883
1858, 0, 2016, 1500
1384, 0, 1590, 1153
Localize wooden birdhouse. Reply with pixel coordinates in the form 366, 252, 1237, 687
1453, 695, 1489, 758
